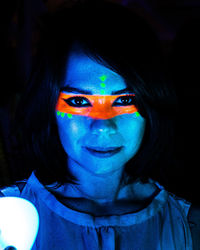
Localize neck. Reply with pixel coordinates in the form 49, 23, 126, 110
67, 158, 125, 205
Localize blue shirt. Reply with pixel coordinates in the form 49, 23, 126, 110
0, 172, 193, 249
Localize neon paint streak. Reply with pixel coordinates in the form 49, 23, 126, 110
100, 83, 106, 88
99, 75, 106, 93
99, 75, 107, 94
56, 93, 138, 119
99, 75, 107, 82
135, 112, 140, 117
100, 89, 106, 95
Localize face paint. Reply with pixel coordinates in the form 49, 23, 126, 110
99, 75, 107, 95
100, 83, 106, 88
99, 75, 107, 82
100, 89, 106, 95
135, 111, 140, 117
56, 92, 138, 119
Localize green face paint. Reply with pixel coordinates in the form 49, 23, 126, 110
57, 111, 72, 119
135, 111, 140, 117
99, 75, 107, 82
100, 83, 106, 88
100, 89, 106, 95
99, 74, 107, 95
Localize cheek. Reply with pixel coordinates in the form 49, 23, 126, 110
117, 114, 146, 150
56, 115, 88, 150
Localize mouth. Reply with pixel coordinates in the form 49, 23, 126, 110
85, 146, 123, 158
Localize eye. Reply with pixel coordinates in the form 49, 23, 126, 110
112, 95, 136, 106
63, 96, 92, 107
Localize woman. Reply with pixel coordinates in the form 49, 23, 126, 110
1, 1, 199, 249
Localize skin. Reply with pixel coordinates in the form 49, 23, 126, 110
55, 48, 158, 211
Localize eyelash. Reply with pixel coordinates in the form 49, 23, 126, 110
63, 95, 136, 107
113, 95, 136, 106
63, 96, 92, 107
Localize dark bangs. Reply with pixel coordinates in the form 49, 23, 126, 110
15, 1, 177, 186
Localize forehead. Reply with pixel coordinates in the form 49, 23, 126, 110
64, 50, 127, 94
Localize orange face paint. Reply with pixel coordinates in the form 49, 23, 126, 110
56, 92, 138, 119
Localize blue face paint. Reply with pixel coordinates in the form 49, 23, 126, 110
56, 50, 146, 177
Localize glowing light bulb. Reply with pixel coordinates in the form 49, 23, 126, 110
0, 197, 39, 250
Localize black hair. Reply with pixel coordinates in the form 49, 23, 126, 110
15, 0, 177, 187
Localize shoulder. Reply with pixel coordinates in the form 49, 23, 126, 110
188, 204, 200, 226
188, 204, 200, 250
0, 180, 27, 197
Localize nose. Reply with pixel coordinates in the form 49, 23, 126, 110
90, 118, 117, 136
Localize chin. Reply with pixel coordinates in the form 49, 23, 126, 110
82, 161, 125, 176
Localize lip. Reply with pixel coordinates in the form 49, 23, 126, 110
85, 146, 123, 158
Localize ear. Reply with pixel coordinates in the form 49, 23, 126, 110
187, 204, 200, 250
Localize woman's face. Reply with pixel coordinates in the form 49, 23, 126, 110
55, 49, 146, 176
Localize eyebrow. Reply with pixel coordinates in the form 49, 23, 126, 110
60, 86, 134, 95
